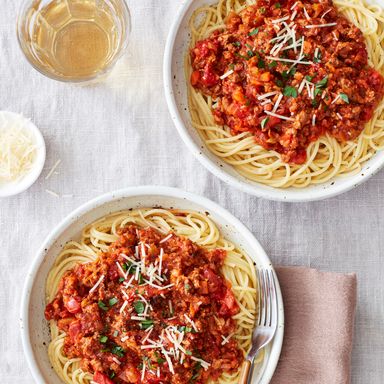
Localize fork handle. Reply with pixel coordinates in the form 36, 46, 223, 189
239, 360, 252, 384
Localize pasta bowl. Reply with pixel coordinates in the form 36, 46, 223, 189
163, 0, 384, 202
20, 186, 284, 384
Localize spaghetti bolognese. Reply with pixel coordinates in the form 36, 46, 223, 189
45, 209, 258, 384
187, 0, 384, 188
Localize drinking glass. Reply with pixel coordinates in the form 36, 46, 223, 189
17, 0, 131, 83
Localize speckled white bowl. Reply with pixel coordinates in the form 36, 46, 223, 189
0, 111, 46, 197
163, 0, 384, 202
20, 186, 284, 384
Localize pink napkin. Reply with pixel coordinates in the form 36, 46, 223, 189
271, 267, 357, 384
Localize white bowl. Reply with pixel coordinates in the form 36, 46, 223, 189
163, 0, 384, 202
20, 186, 284, 384
0, 111, 46, 197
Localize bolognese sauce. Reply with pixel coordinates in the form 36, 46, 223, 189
45, 225, 243, 384
190, 0, 384, 164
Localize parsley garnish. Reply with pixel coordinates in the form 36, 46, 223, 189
339, 93, 349, 103
109, 297, 118, 307
276, 79, 284, 87
118, 277, 125, 283
258, 59, 265, 69
98, 300, 108, 311
283, 86, 298, 98
261, 117, 269, 129
111, 345, 125, 358
140, 320, 154, 330
260, 7, 266, 13
178, 326, 193, 333
275, 2, 281, 7
268, 61, 277, 69
134, 301, 145, 314
113, 330, 119, 337
157, 357, 166, 364
248, 28, 259, 36
282, 68, 296, 79
311, 99, 318, 107
314, 76, 328, 97
232, 41, 241, 47
99, 335, 108, 344
185, 350, 193, 356
185, 283, 191, 291
305, 75, 313, 82
247, 50, 254, 58
316, 76, 328, 89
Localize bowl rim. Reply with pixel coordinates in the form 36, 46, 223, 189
163, 0, 384, 203
20, 186, 284, 384
0, 111, 46, 198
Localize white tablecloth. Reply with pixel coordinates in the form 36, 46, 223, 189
1, 1, 383, 383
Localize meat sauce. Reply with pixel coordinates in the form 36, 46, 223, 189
190, 0, 384, 164
45, 225, 243, 384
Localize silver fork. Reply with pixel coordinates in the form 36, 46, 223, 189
239, 269, 279, 384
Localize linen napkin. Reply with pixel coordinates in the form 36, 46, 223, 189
271, 266, 357, 384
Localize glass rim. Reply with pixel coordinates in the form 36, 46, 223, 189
16, 0, 132, 83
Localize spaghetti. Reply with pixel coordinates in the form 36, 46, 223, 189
45, 209, 258, 384
187, 0, 384, 188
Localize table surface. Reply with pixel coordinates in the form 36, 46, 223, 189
1, 1, 383, 383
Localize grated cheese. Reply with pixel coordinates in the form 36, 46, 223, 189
264, 111, 295, 121
45, 189, 60, 198
89, 275, 105, 294
45, 159, 61, 180
0, 114, 38, 184
305, 23, 337, 29
220, 69, 234, 80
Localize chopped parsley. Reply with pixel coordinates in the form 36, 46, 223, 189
261, 117, 269, 129
275, 2, 281, 8
276, 79, 284, 87
185, 283, 191, 291
111, 345, 125, 358
178, 326, 193, 333
247, 50, 254, 58
248, 28, 259, 36
283, 86, 298, 98
133, 301, 145, 314
118, 277, 125, 283
314, 76, 328, 96
98, 300, 108, 311
113, 330, 119, 337
260, 7, 266, 13
305, 75, 313, 82
109, 297, 118, 307
99, 335, 108, 344
268, 61, 277, 69
339, 93, 349, 103
258, 59, 265, 69
140, 320, 154, 330
282, 67, 296, 79
311, 99, 319, 107
232, 41, 241, 47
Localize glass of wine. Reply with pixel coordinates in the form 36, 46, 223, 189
17, 0, 131, 83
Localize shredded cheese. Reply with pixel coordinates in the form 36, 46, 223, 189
0, 114, 38, 184
305, 23, 337, 28
220, 69, 234, 80
89, 275, 105, 294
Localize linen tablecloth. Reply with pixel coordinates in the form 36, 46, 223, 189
0, 1, 383, 383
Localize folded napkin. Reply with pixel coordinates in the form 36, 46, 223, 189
271, 267, 357, 384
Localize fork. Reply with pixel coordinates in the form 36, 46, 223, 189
239, 269, 279, 384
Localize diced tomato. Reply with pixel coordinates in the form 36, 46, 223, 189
68, 320, 82, 340
219, 288, 239, 317
202, 66, 219, 87
108, 264, 120, 280
191, 70, 201, 86
94, 372, 114, 384
65, 298, 82, 314
118, 365, 140, 383
203, 267, 222, 293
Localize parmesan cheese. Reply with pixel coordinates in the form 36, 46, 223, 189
0, 114, 38, 184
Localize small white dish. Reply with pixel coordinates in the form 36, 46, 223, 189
163, 0, 384, 202
20, 186, 284, 384
0, 111, 46, 197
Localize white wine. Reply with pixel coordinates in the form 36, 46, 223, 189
18, 0, 130, 81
